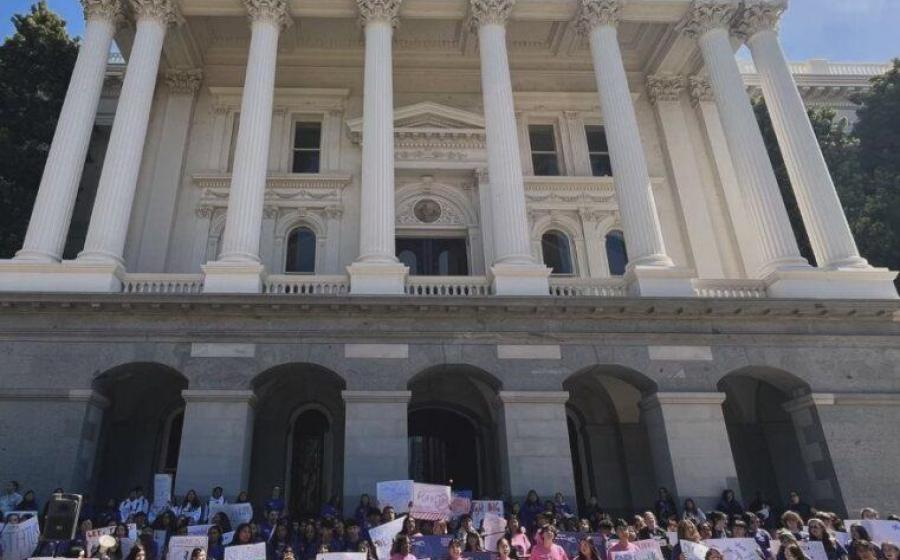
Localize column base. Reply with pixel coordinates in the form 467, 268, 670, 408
0, 260, 124, 293
201, 261, 265, 294
491, 262, 551, 296
625, 265, 696, 297
347, 262, 408, 295
764, 268, 898, 300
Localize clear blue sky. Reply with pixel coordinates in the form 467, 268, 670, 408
1, 0, 898, 62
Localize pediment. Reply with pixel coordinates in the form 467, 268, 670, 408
347, 102, 485, 142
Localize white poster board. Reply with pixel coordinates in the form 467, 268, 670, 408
376, 481, 414, 514
369, 516, 406, 560
208, 503, 254, 526
221, 532, 235, 546
1, 516, 41, 560
799, 541, 828, 560
167, 536, 208, 560
471, 501, 504, 529
317, 554, 368, 560
681, 541, 710, 560
224, 543, 267, 560
667, 532, 679, 546
703, 539, 761, 560
862, 520, 900, 545
187, 525, 214, 536
410, 483, 451, 521
834, 532, 850, 548
154, 474, 174, 507
634, 539, 667, 560
482, 513, 507, 552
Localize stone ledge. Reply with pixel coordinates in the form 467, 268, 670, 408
812, 392, 900, 407
0, 388, 110, 408
181, 389, 257, 405
639, 392, 727, 409
499, 391, 570, 405
342, 390, 412, 404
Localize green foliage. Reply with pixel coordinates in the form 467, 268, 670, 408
0, 1, 79, 257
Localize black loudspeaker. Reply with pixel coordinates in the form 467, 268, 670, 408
42, 493, 83, 541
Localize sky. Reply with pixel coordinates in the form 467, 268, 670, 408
1, 0, 898, 63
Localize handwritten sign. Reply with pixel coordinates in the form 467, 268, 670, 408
681, 540, 710, 560
471, 501, 504, 530
1, 516, 41, 560
187, 525, 214, 536
411, 536, 455, 560
224, 543, 267, 560
410, 484, 451, 521
377, 481, 414, 514
634, 539, 666, 560
167, 536, 208, 560
450, 491, 473, 520
208, 503, 254, 526
799, 541, 828, 560
862, 520, 900, 546
703, 539, 761, 560
483, 513, 507, 552
667, 533, 679, 546
154, 474, 173, 507
834, 533, 850, 547
370, 516, 406, 560
222, 532, 235, 546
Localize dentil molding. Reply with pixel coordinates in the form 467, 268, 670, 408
680, 0, 740, 39
574, 0, 622, 36
356, 0, 403, 27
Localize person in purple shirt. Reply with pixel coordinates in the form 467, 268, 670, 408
265, 486, 286, 516
521, 490, 543, 534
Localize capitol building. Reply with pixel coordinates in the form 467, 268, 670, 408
1, 0, 898, 518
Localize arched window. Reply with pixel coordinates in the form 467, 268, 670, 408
285, 227, 316, 273
541, 230, 574, 275
605, 229, 628, 276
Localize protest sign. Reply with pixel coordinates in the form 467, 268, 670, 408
471, 501, 504, 529
611, 552, 637, 560
167, 536, 208, 560
681, 541, 710, 560
154, 530, 169, 558
85, 526, 117, 555
1, 516, 41, 560
370, 516, 406, 560
799, 541, 828, 560
462, 554, 495, 560
317, 554, 367, 560
222, 532, 235, 546
667, 533, 679, 546
450, 491, 473, 520
862, 520, 900, 545
187, 525, 214, 536
411, 535, 455, 560
634, 539, 666, 560
120, 538, 136, 559
703, 539, 762, 560
224, 542, 267, 560
482, 513, 507, 552
154, 474, 173, 507
377, 481, 414, 514
410, 483, 451, 521
834, 532, 850, 547
208, 503, 254, 526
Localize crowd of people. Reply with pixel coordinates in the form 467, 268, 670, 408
1, 481, 898, 560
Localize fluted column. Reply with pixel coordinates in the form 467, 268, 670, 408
76, 0, 178, 265
681, 0, 807, 276
737, 1, 868, 270
576, 0, 673, 269
217, 0, 289, 264
14, 0, 121, 263
469, 0, 550, 296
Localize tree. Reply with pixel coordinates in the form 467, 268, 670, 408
0, 1, 79, 257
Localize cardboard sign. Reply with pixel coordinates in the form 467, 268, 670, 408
411, 484, 451, 521
483, 513, 507, 552
462, 554, 495, 560
224, 543, 267, 560
681, 540, 710, 560
799, 541, 828, 560
370, 516, 406, 560
208, 503, 254, 526
167, 536, 208, 560
154, 474, 174, 507
1, 516, 41, 560
471, 501, 504, 529
862, 520, 900, 546
703, 539, 762, 560
377, 481, 414, 514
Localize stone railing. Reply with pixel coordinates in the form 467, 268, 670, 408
549, 277, 628, 297
121, 274, 204, 294
692, 279, 768, 299
264, 275, 350, 295
406, 276, 492, 297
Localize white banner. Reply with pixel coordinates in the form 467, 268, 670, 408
1, 516, 41, 560
471, 501, 504, 529
369, 516, 406, 560
862, 520, 900, 545
224, 543, 267, 560
410, 484, 451, 521
154, 474, 174, 507
703, 539, 762, 560
167, 536, 209, 560
681, 541, 710, 560
376, 481, 414, 514
482, 513, 507, 552
208, 503, 254, 526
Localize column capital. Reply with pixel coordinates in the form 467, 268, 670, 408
130, 0, 181, 25
242, 0, 291, 28
468, 0, 515, 32
165, 68, 203, 95
574, 0, 622, 36
680, 0, 740, 40
688, 76, 715, 106
646, 74, 686, 105
733, 0, 786, 41
81, 0, 123, 23
356, 0, 403, 27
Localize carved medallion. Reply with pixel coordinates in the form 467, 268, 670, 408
414, 199, 442, 223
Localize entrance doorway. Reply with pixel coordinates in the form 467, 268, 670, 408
397, 238, 469, 276
290, 409, 330, 516
408, 408, 480, 492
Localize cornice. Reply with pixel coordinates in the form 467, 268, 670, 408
356, 0, 402, 28
574, 0, 622, 36
467, 0, 515, 32
0, 388, 111, 408
734, 0, 786, 41
646, 74, 686, 104
680, 0, 740, 40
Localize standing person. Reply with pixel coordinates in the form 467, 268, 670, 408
682, 499, 706, 526
655, 489, 678, 523
717, 491, 743, 518
808, 518, 848, 560
505, 516, 531, 559
265, 487, 285, 515
230, 523, 255, 547
447, 539, 464, 560
881, 543, 899, 560
860, 509, 879, 521
583, 498, 604, 523
575, 536, 605, 560
354, 495, 376, 524
206, 487, 226, 523
746, 514, 773, 560
18, 490, 39, 512
786, 493, 813, 522
521, 491, 544, 534
640, 512, 671, 557
554, 493, 575, 520
0, 481, 23, 515
190, 549, 207, 560
708, 512, 730, 539
120, 489, 140, 522
178, 491, 203, 524
531, 526, 570, 560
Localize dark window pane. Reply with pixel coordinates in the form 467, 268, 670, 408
396, 238, 469, 276
585, 125, 609, 152
294, 123, 321, 149
529, 124, 557, 152
590, 154, 613, 177
286, 227, 316, 273
533, 153, 560, 176
606, 230, 628, 276
292, 151, 320, 173
542, 231, 574, 275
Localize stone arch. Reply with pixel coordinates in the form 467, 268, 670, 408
717, 366, 844, 515
273, 210, 329, 274
249, 363, 347, 516
395, 181, 478, 228
92, 362, 189, 501
531, 213, 587, 276
563, 365, 659, 515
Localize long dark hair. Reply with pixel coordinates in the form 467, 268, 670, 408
575, 537, 601, 560
231, 523, 253, 546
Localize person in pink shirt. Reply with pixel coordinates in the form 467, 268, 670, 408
390, 534, 416, 560
608, 519, 639, 555
506, 516, 532, 559
531, 526, 570, 560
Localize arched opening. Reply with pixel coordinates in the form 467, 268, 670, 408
408, 365, 503, 497
718, 368, 844, 516
564, 366, 658, 517
542, 230, 575, 275
250, 364, 345, 517
285, 227, 316, 273
605, 230, 628, 276
93, 363, 188, 501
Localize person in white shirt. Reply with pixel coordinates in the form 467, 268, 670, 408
204, 486, 227, 523
119, 487, 150, 522
0, 481, 23, 516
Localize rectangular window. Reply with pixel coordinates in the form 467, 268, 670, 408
528, 124, 560, 176
585, 125, 613, 177
292, 122, 322, 173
